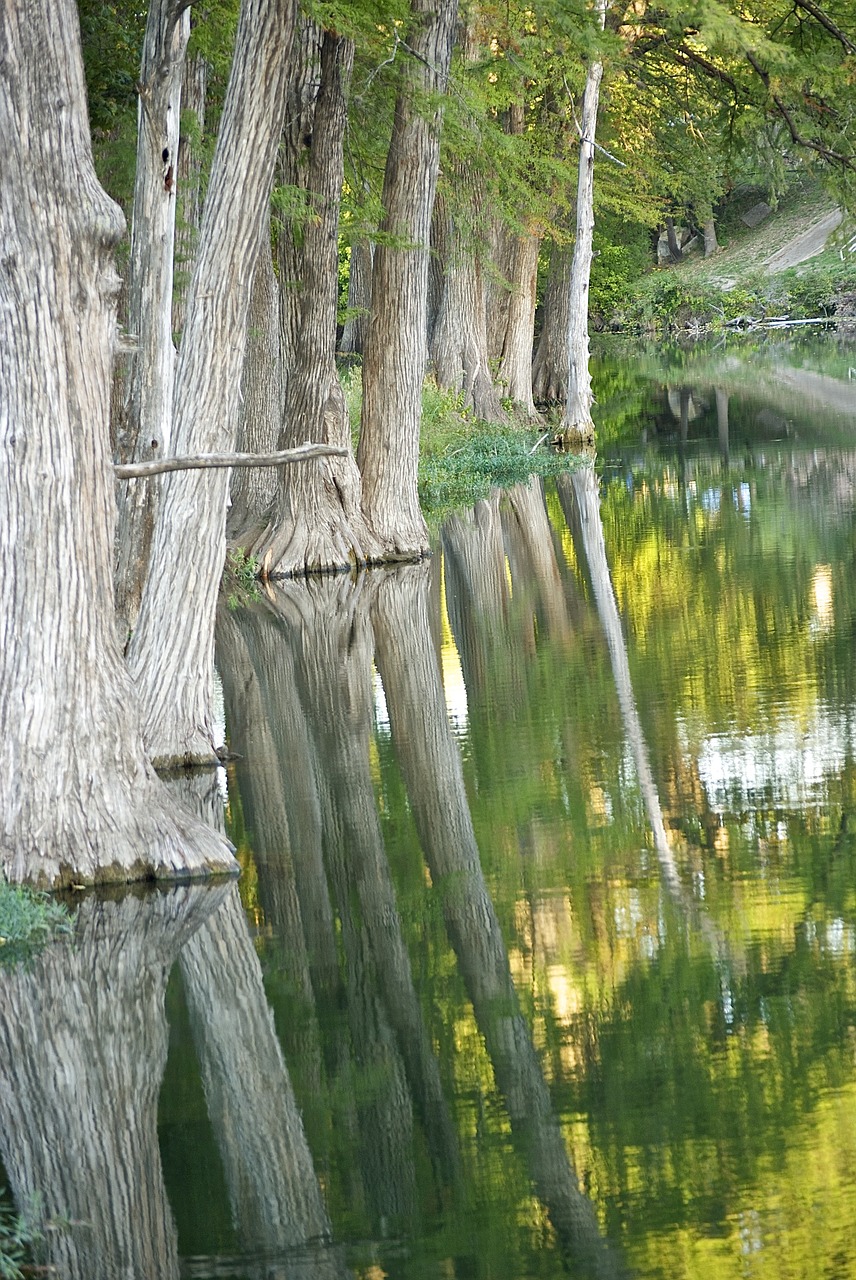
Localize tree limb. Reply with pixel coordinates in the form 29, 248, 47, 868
794, 0, 856, 53
115, 443, 347, 479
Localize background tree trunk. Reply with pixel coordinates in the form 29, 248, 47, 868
251, 32, 375, 578
494, 228, 541, 418
0, 0, 236, 883
127, 0, 298, 767
338, 235, 374, 355
532, 239, 573, 405
563, 37, 605, 443
114, 0, 190, 637
357, 0, 459, 559
430, 187, 507, 423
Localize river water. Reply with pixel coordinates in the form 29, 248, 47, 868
2, 335, 856, 1280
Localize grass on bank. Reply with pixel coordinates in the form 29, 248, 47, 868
341, 366, 580, 526
0, 881, 71, 966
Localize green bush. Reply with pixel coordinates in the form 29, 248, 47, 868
419, 426, 578, 523
0, 882, 71, 966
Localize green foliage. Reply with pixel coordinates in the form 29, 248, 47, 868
0, 1194, 42, 1280
781, 256, 856, 318
419, 422, 580, 522
0, 882, 71, 967
223, 549, 261, 611
589, 220, 652, 320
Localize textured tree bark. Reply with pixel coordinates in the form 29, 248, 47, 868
494, 228, 541, 418
430, 188, 507, 423
357, 0, 459, 559
563, 5, 606, 445
179, 883, 336, 1256
0, 0, 236, 884
127, 0, 298, 767
115, 0, 190, 637
252, 32, 376, 578
228, 237, 283, 546
372, 562, 621, 1278
338, 235, 374, 355
173, 51, 208, 336
532, 239, 574, 405
0, 884, 230, 1279
703, 215, 719, 258
277, 16, 323, 386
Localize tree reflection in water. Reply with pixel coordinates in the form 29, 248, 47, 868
0, 884, 229, 1280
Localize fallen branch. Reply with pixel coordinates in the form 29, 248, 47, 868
115, 442, 347, 479
723, 314, 837, 330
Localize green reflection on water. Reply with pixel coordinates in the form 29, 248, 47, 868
155, 335, 856, 1280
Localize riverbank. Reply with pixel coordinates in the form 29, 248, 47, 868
612, 184, 855, 334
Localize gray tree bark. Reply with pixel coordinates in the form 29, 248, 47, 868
0, 0, 236, 884
563, 2, 607, 443
532, 239, 574, 405
0, 884, 230, 1279
228, 236, 282, 547
494, 228, 541, 418
357, 0, 459, 559
430, 188, 507, 422
338, 235, 374, 355
114, 0, 190, 638
127, 0, 298, 767
173, 51, 208, 336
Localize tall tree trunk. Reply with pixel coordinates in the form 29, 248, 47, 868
563, 4, 607, 444
227, 236, 282, 546
0, 885, 229, 1278
127, 0, 298, 768
532, 239, 573, 405
372, 563, 621, 1278
483, 102, 540, 420
357, 0, 459, 559
252, 32, 375, 578
173, 51, 208, 336
277, 16, 323, 386
338, 234, 374, 355
495, 228, 541, 418
703, 214, 719, 258
430, 187, 507, 423
115, 0, 190, 637
665, 215, 683, 263
0, 0, 236, 883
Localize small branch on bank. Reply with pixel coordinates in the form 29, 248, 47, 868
115, 443, 347, 480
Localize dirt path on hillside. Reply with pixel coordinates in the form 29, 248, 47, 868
762, 208, 843, 273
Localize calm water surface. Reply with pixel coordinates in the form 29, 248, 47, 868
3, 335, 856, 1280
